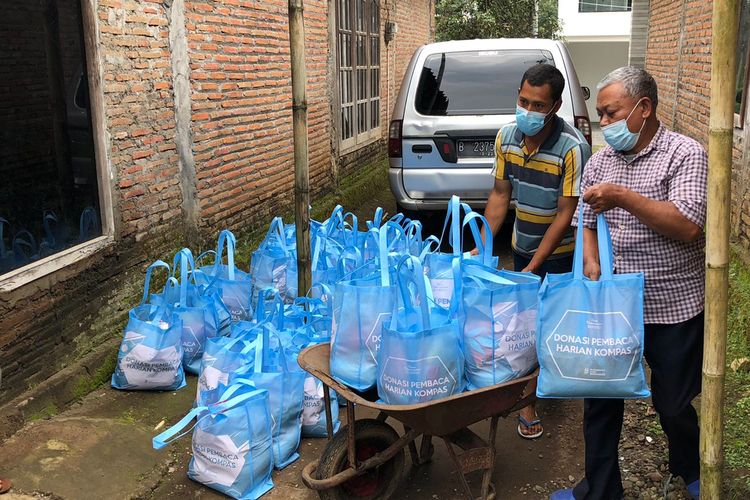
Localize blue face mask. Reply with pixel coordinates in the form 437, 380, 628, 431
515, 105, 554, 137
601, 98, 646, 152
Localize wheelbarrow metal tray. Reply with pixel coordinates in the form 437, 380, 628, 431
297, 343, 537, 437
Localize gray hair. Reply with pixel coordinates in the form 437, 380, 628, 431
597, 66, 658, 108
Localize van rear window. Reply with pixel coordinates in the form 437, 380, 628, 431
415, 50, 555, 116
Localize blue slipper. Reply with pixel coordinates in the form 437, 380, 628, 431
550, 488, 575, 500
518, 414, 544, 439
686, 479, 699, 499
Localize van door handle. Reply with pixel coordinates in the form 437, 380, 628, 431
412, 145, 432, 154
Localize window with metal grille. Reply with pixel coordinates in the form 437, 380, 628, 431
337, 0, 380, 148
578, 0, 632, 13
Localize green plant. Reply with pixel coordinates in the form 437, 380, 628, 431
29, 403, 59, 421
73, 350, 118, 401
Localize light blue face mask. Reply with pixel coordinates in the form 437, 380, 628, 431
515, 105, 555, 137
602, 98, 646, 152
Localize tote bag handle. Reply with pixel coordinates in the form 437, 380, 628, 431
436, 195, 474, 257
462, 212, 495, 267
367, 207, 384, 229
395, 255, 434, 330
141, 260, 171, 305
573, 210, 614, 280
214, 229, 238, 280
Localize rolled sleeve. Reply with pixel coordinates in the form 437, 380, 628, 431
667, 143, 708, 229
560, 143, 590, 197
493, 128, 507, 180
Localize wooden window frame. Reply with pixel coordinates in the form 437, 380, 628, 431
0, 0, 114, 292
336, 0, 381, 154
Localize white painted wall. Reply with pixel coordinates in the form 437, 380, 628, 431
558, 0, 632, 41
565, 40, 630, 122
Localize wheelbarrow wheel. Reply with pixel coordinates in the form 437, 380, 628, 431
316, 419, 405, 500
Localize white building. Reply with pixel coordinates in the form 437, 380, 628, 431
558, 0, 633, 123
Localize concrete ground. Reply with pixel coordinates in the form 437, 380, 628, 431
0, 354, 586, 500
0, 183, 694, 500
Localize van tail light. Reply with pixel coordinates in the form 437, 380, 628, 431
433, 137, 457, 163
575, 116, 592, 146
388, 120, 402, 158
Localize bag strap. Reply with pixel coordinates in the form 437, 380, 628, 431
573, 210, 614, 280
152, 386, 267, 450
214, 229, 237, 280
404, 219, 422, 249
438, 195, 472, 257
79, 207, 100, 242
462, 212, 495, 267
42, 210, 58, 248
13, 230, 37, 259
368, 207, 384, 229
395, 255, 433, 330
461, 259, 516, 285
419, 235, 441, 260
152, 406, 206, 449
141, 260, 171, 305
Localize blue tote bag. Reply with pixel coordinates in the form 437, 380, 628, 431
244, 326, 305, 469
377, 256, 465, 405
205, 230, 254, 322
329, 226, 399, 391
460, 258, 541, 389
424, 196, 498, 309
251, 217, 297, 304
196, 333, 264, 407
536, 213, 650, 399
165, 249, 227, 374
112, 261, 186, 391
153, 383, 274, 500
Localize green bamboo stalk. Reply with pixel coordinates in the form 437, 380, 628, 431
701, 0, 739, 497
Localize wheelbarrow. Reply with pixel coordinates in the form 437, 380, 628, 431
297, 343, 538, 500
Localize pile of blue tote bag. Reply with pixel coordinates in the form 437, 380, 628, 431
110, 195, 650, 499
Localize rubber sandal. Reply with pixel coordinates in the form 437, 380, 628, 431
517, 414, 544, 439
0, 478, 12, 495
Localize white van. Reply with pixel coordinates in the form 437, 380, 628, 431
388, 39, 591, 216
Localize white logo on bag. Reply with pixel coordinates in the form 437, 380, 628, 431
545, 310, 640, 382
191, 428, 248, 487
302, 376, 323, 426
380, 355, 457, 401
365, 313, 390, 362
120, 343, 181, 388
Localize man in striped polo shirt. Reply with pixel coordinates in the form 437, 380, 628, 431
482, 63, 591, 438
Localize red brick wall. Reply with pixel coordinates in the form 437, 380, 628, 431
186, 0, 332, 231
645, 0, 750, 247
97, 0, 184, 243
0, 0, 434, 402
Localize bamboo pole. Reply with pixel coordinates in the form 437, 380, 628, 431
288, 0, 311, 296
701, 0, 739, 497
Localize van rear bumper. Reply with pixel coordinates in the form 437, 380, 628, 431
388, 167, 492, 211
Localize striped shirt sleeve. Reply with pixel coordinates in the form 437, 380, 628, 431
573, 151, 598, 229
560, 142, 589, 197
493, 128, 506, 180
